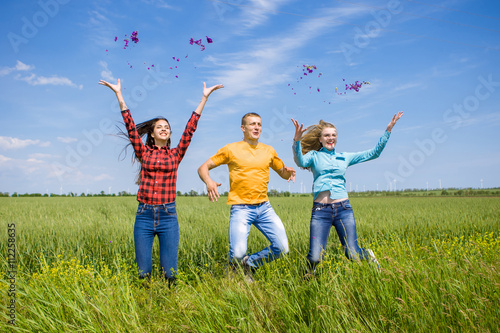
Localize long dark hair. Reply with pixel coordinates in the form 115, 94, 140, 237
118, 116, 171, 184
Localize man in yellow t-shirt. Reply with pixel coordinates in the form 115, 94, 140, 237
198, 113, 296, 277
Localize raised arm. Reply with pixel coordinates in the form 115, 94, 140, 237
99, 79, 128, 111
198, 159, 222, 202
291, 118, 307, 142
386, 111, 404, 133
99, 78, 146, 160
194, 82, 224, 115
348, 111, 404, 166
291, 118, 312, 168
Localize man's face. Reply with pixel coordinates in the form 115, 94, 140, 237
241, 116, 262, 141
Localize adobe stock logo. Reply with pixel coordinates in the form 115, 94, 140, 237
383, 74, 499, 186
7, 0, 70, 54
340, 0, 403, 64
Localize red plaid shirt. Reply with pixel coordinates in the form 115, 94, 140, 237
122, 109, 200, 204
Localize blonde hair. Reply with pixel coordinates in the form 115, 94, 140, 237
299, 120, 336, 155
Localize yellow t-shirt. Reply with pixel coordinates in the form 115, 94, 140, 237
210, 141, 285, 205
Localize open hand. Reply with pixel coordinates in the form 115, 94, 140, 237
203, 82, 224, 99
386, 111, 404, 132
291, 118, 307, 142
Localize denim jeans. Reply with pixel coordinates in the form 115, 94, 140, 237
228, 201, 289, 269
134, 202, 179, 281
307, 200, 369, 266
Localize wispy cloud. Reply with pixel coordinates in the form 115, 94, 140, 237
140, 0, 178, 10
209, 5, 368, 98
0, 60, 34, 76
57, 137, 78, 144
2, 60, 82, 89
392, 82, 424, 92
15, 73, 83, 89
0, 136, 50, 150
239, 0, 292, 30
0, 154, 13, 164
0, 154, 113, 184
99, 61, 116, 82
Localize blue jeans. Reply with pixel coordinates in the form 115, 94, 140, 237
228, 201, 289, 269
134, 202, 179, 281
307, 200, 369, 266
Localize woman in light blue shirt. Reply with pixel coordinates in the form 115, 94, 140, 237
291, 112, 403, 274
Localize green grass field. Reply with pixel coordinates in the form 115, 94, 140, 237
1, 196, 499, 332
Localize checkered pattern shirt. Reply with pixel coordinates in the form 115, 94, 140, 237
122, 109, 200, 204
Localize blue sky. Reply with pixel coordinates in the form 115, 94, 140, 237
1, 0, 499, 196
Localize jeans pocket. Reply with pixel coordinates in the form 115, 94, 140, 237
341, 201, 352, 210
162, 205, 177, 216
136, 204, 145, 216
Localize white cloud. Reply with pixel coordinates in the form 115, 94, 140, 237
57, 136, 78, 143
0, 60, 34, 76
0, 154, 13, 164
1, 60, 82, 89
15, 73, 83, 89
0, 136, 51, 150
99, 61, 116, 82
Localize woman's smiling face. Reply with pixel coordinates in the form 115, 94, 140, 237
319, 127, 337, 151
151, 119, 171, 146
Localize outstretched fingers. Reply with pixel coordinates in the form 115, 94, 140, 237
291, 118, 306, 142
387, 111, 404, 132
98, 78, 121, 94
203, 82, 224, 98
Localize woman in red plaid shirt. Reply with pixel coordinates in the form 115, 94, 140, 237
100, 78, 223, 286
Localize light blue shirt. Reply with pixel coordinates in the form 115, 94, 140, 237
292, 131, 391, 200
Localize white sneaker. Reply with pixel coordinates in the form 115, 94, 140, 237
367, 249, 381, 272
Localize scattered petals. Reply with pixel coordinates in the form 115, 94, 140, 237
189, 36, 214, 51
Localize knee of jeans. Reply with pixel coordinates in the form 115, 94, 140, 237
272, 240, 288, 256
282, 242, 289, 255
231, 244, 247, 260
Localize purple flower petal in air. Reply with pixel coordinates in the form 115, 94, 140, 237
114, 36, 117, 42
131, 31, 139, 43
189, 38, 194, 45
200, 44, 205, 51
206, 36, 213, 43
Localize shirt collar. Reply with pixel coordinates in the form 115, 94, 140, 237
152, 145, 169, 151
319, 147, 335, 154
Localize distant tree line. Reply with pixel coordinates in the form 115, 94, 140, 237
1, 188, 499, 198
